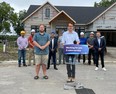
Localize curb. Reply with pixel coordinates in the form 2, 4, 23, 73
0, 60, 116, 64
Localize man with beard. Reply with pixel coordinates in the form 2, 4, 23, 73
17, 31, 28, 67
33, 24, 50, 80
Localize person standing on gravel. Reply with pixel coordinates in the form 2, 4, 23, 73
17, 31, 28, 67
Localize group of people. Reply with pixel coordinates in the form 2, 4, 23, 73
17, 23, 106, 82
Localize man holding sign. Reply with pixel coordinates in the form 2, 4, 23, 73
62, 23, 80, 82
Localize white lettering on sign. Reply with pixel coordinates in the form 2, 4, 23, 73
66, 46, 82, 52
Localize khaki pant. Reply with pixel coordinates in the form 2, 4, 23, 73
28, 48, 35, 65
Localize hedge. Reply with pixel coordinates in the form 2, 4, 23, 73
0, 35, 18, 42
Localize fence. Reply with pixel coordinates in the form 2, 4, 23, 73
0, 35, 18, 61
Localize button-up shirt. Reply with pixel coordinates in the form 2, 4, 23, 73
17, 36, 28, 50
33, 32, 50, 55
52, 38, 54, 49
97, 38, 101, 47
62, 31, 80, 45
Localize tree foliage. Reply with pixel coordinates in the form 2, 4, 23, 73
94, 0, 116, 7
14, 10, 27, 35
0, 2, 18, 32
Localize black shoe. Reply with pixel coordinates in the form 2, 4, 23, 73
28, 64, 31, 66
88, 62, 91, 65
23, 64, 27, 67
54, 68, 58, 70
18, 65, 21, 67
47, 67, 49, 70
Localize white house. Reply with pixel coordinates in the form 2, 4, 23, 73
22, 1, 116, 46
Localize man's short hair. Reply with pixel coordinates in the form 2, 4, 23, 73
96, 31, 101, 34
68, 23, 74, 26
39, 24, 45, 28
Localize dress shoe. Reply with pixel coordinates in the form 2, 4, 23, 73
54, 67, 58, 70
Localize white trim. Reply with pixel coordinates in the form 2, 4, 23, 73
22, 1, 60, 22
49, 10, 76, 24
75, 24, 86, 26
87, 2, 116, 25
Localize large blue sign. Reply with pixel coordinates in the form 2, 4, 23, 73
64, 44, 89, 55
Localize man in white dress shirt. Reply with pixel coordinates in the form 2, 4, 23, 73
62, 23, 80, 82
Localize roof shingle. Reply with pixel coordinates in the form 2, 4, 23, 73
24, 5, 107, 24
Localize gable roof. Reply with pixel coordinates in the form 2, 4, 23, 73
22, 1, 60, 22
23, 4, 107, 24
49, 10, 76, 24
56, 6, 107, 24
24, 5, 40, 19
88, 2, 116, 25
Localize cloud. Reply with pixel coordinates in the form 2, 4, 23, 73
0, 0, 101, 12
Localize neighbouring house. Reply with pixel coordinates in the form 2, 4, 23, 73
22, 1, 116, 46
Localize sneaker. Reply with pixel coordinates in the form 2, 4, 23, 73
67, 78, 72, 83
71, 78, 75, 82
95, 67, 99, 71
102, 67, 106, 71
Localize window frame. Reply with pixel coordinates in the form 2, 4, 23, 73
45, 8, 50, 18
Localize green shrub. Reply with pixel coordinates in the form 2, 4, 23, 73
0, 35, 18, 42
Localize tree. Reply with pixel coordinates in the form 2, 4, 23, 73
14, 10, 27, 35
0, 2, 18, 32
94, 0, 116, 7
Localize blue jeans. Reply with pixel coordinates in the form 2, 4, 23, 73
65, 55, 76, 78
18, 49, 26, 65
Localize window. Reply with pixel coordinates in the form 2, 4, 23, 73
45, 8, 50, 18
31, 25, 47, 32
31, 25, 39, 32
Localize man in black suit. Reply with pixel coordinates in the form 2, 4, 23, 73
47, 32, 58, 70
94, 31, 106, 71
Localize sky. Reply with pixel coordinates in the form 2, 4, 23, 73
0, 0, 101, 12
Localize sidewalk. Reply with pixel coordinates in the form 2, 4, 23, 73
0, 47, 116, 94
0, 63, 116, 94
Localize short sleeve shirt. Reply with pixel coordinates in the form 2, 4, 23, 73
87, 37, 95, 46
33, 32, 50, 55
58, 36, 63, 48
28, 35, 34, 48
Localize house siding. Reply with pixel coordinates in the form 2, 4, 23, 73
92, 4, 116, 31
24, 3, 59, 35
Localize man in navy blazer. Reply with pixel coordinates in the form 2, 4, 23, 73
47, 32, 58, 70
94, 31, 106, 71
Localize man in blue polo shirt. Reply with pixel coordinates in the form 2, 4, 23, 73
33, 24, 50, 80
62, 23, 80, 82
